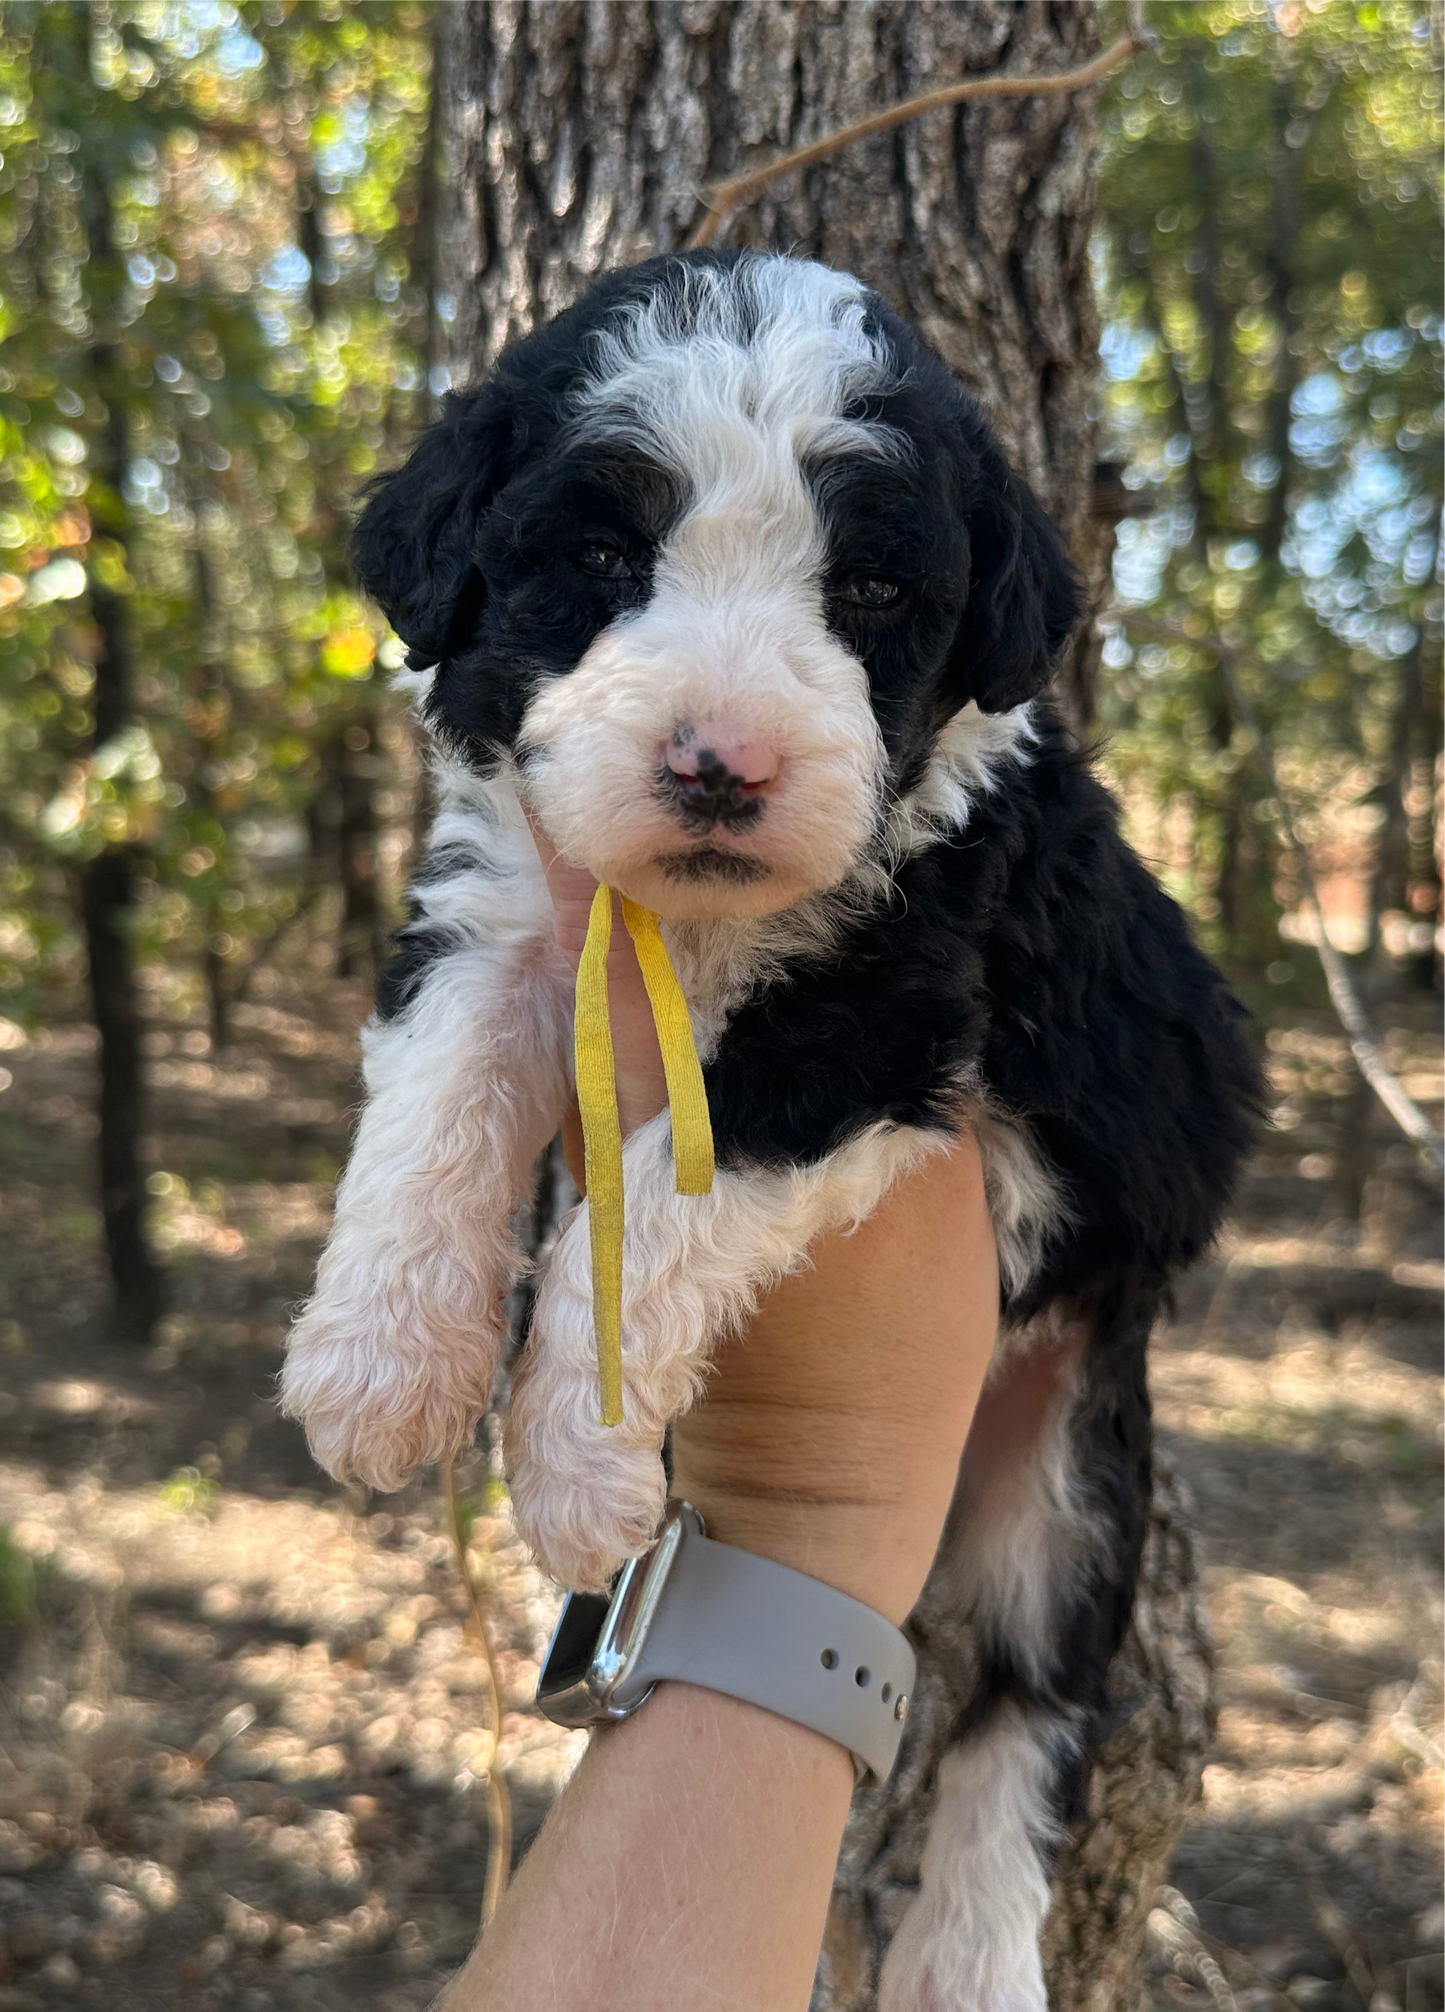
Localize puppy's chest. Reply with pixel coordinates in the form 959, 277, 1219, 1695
660, 919, 778, 1062
658, 896, 854, 1063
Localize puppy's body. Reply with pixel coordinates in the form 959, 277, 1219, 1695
283, 251, 1263, 2008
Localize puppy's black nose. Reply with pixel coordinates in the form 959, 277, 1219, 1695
662, 732, 778, 829
665, 753, 755, 826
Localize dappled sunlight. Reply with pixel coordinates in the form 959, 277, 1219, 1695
0, 959, 590, 2001
2, 948, 1438, 2007
0, 1458, 583, 2001
1142, 1004, 1442, 2006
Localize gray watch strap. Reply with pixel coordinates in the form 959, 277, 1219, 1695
611, 1507, 916, 1782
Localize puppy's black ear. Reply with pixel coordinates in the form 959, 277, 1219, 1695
951, 443, 1081, 715
349, 388, 511, 664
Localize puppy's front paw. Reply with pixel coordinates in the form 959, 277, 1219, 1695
503, 1257, 667, 1588
503, 1162, 711, 1590
505, 1357, 667, 1591
282, 1247, 507, 1493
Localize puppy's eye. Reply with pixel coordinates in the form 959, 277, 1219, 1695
841, 575, 902, 610
578, 541, 631, 581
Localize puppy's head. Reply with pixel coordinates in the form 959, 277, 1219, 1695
353, 252, 1079, 919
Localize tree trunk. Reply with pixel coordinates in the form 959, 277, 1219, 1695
1259, 68, 1306, 569
1406, 740, 1442, 991
436, 6, 1212, 2001
443, 0, 1105, 723
334, 711, 386, 981
79, 101, 163, 1346
78, 841, 163, 1346
185, 477, 236, 1054
1404, 585, 1443, 994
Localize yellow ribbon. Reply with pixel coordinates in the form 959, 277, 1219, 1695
572, 886, 715, 1427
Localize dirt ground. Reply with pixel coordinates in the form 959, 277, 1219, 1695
0, 956, 1439, 2012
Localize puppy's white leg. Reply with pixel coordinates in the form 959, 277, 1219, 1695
507, 1117, 950, 1591
283, 782, 571, 1492
879, 1320, 1140, 2012
878, 1703, 1063, 2012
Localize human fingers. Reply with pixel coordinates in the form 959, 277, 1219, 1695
668, 1134, 998, 1627
526, 812, 668, 1147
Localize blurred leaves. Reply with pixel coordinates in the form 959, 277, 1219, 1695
1098, 0, 1442, 981
0, 0, 1437, 1038
0, 0, 434, 1021
153, 1465, 221, 1516
0, 1521, 42, 1627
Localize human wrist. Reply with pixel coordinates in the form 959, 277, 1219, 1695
666, 1438, 938, 1629
665, 1143, 998, 1630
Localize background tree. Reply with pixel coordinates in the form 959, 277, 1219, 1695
1097, 0, 1441, 1032
437, 5, 1207, 2006
0, 0, 434, 1324
1099, 0, 1442, 1232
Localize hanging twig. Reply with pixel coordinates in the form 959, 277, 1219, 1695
441, 1458, 513, 1929
1151, 1887, 1300, 2011
685, 22, 1149, 250
1147, 1891, 1240, 2012
229, 879, 326, 1011
1288, 1842, 1382, 2010
1139, 622, 1444, 1172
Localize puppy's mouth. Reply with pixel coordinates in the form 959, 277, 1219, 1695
653, 846, 770, 887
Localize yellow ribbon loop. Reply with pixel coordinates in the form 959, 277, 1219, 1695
573, 885, 625, 1427
620, 898, 715, 1197
572, 886, 716, 1428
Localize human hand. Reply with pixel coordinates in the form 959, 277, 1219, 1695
529, 821, 998, 1629
528, 816, 669, 1146
449, 833, 1002, 2012
668, 1140, 997, 1627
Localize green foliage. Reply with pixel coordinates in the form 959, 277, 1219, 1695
0, 0, 435, 1022
0, 0, 1436, 1064
154, 1463, 221, 1515
1098, 0, 1443, 977
0, 1522, 41, 1626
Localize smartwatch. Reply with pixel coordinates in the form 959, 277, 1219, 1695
536, 1501, 916, 1783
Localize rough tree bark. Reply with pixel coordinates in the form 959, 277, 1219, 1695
440, 0, 1112, 719
76, 53, 163, 1346
433, 5, 1213, 2003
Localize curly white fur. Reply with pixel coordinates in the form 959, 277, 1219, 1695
968, 1100, 1069, 1307
281, 773, 572, 1490
518, 259, 901, 923
886, 702, 1041, 861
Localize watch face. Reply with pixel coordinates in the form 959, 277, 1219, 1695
537, 1591, 612, 1703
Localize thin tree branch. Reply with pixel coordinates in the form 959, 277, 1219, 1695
228, 879, 325, 1010
686, 28, 1145, 250
441, 1458, 513, 1929
1137, 622, 1445, 1171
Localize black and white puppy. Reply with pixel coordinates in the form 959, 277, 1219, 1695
282, 251, 1263, 2010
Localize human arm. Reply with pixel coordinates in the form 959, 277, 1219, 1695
441, 842, 1000, 2011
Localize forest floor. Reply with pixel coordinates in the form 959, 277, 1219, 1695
0, 955, 1439, 2012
